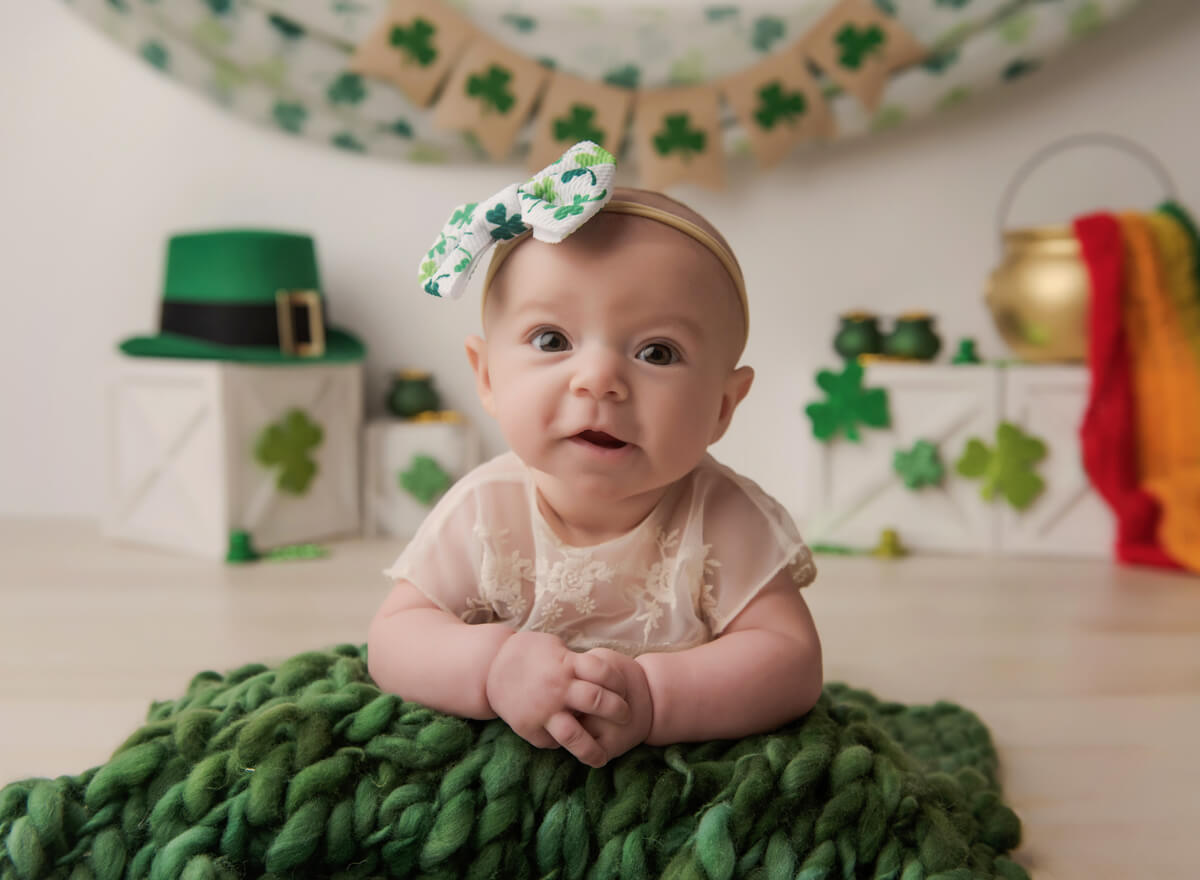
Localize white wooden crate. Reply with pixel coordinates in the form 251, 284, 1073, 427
363, 417, 482, 539
806, 363, 1002, 554
105, 358, 363, 558
998, 366, 1113, 559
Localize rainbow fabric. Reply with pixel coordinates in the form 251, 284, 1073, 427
1077, 203, 1200, 573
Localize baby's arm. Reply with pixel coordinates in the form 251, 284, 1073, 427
368, 580, 632, 766
635, 572, 822, 745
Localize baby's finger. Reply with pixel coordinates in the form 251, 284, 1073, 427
564, 679, 630, 724
545, 711, 607, 768
572, 650, 626, 696
519, 726, 557, 750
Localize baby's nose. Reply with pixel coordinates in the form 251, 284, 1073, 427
568, 347, 629, 401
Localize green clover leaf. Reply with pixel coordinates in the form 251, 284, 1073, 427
424, 276, 448, 297
485, 203, 527, 240
272, 102, 308, 134
399, 454, 452, 506
501, 13, 537, 32
389, 18, 437, 67
754, 81, 807, 130
449, 202, 477, 228
751, 16, 786, 52
332, 132, 365, 152
653, 113, 707, 159
268, 14, 306, 39
804, 360, 890, 443
418, 260, 437, 282
254, 409, 323, 495
835, 24, 886, 70
955, 421, 1046, 510
553, 104, 605, 146
893, 439, 944, 490
327, 73, 366, 106
603, 65, 640, 89
140, 41, 169, 71
526, 177, 557, 203
467, 65, 516, 115
552, 193, 605, 220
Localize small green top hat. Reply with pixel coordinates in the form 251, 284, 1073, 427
120, 229, 365, 363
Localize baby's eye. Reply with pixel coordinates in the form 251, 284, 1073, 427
636, 342, 680, 366
531, 330, 570, 352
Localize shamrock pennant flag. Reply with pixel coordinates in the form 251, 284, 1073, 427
632, 86, 725, 190
526, 71, 634, 173
432, 33, 550, 160
803, 0, 926, 112
719, 44, 833, 169
349, 0, 475, 107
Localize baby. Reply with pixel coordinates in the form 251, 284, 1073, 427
368, 142, 821, 768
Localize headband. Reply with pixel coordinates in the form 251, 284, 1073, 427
417, 140, 749, 336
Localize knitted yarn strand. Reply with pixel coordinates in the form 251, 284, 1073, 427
0, 645, 1027, 880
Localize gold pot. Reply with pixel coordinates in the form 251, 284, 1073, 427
985, 224, 1089, 363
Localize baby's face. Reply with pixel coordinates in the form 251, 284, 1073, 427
466, 213, 753, 505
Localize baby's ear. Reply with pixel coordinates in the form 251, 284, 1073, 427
710, 365, 754, 444
464, 335, 496, 416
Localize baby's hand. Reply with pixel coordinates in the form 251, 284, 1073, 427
575, 648, 654, 764
485, 631, 630, 767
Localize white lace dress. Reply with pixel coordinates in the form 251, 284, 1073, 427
384, 452, 815, 657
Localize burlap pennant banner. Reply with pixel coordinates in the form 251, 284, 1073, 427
803, 0, 926, 112
632, 87, 726, 191
351, 0, 925, 184
348, 0, 474, 108
526, 72, 634, 173
432, 35, 551, 161
720, 45, 833, 170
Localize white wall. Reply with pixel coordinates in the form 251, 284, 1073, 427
1, 1, 1195, 520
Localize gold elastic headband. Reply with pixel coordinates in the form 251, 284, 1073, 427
480, 200, 750, 340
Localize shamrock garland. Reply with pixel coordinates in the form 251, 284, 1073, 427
956, 421, 1046, 511
805, 359, 890, 443
254, 409, 323, 495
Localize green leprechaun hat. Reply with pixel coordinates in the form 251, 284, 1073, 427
119, 229, 365, 363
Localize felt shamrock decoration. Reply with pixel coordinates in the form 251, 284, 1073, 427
653, 113, 707, 159
390, 18, 438, 67
400, 454, 452, 505
804, 360, 890, 442
553, 104, 605, 146
254, 409, 323, 495
956, 421, 1046, 511
466, 64, 516, 114
754, 82, 808, 130
893, 439, 944, 489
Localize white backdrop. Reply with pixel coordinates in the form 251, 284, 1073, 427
0, 1, 1193, 521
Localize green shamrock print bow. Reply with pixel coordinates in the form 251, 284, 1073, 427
418, 140, 617, 300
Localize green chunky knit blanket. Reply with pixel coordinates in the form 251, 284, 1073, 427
0, 645, 1028, 880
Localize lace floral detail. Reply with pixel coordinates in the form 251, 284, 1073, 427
788, 548, 816, 588
468, 525, 534, 623
528, 550, 615, 632
627, 529, 718, 643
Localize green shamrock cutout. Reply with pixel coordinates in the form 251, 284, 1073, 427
400, 454, 452, 506
603, 65, 640, 89
449, 202, 477, 228
526, 177, 556, 203
836, 24, 886, 70
804, 360, 890, 443
332, 132, 365, 152
751, 16, 786, 52
893, 439, 944, 489
956, 422, 1046, 511
754, 81, 807, 130
272, 102, 307, 134
467, 65, 516, 115
485, 204, 527, 240
653, 114, 706, 159
140, 41, 169, 71
553, 104, 605, 146
390, 18, 437, 67
254, 409, 323, 495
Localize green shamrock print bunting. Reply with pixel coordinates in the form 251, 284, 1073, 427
836, 23, 887, 70
754, 82, 808, 130
553, 104, 605, 146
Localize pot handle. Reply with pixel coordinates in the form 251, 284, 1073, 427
995, 132, 1177, 246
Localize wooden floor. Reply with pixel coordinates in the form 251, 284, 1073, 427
1, 519, 1196, 879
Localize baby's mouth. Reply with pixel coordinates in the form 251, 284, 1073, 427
574, 430, 628, 449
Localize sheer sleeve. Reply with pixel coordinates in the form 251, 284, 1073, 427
382, 476, 485, 622
697, 464, 816, 635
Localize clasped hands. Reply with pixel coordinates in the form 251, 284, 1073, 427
485, 631, 653, 767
